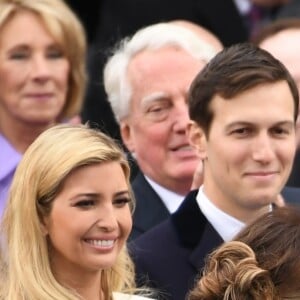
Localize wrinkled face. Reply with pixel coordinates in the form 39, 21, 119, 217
189, 81, 296, 221
43, 162, 132, 278
121, 47, 205, 195
0, 10, 70, 128
260, 29, 300, 146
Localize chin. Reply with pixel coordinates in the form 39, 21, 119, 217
174, 164, 198, 178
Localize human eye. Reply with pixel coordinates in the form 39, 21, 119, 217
113, 197, 132, 208
47, 46, 65, 59
230, 127, 252, 137
9, 51, 29, 60
271, 126, 291, 137
146, 101, 170, 121
73, 199, 95, 209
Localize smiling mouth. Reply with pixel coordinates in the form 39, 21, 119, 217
84, 239, 115, 248
245, 171, 278, 176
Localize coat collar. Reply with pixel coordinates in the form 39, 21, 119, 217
171, 190, 223, 269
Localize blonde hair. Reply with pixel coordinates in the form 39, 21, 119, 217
0, 0, 87, 120
0, 124, 136, 299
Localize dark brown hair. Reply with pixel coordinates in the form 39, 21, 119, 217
188, 206, 300, 300
253, 18, 300, 45
188, 43, 299, 136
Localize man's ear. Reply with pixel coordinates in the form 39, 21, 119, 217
120, 121, 135, 153
187, 121, 207, 159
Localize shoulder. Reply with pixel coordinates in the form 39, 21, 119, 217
282, 186, 300, 205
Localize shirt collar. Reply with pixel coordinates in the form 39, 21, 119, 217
233, 0, 252, 15
196, 186, 245, 241
144, 175, 184, 213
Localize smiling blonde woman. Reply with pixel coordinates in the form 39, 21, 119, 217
0, 124, 153, 300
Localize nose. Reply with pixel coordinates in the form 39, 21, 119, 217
95, 204, 118, 232
252, 133, 276, 164
30, 55, 51, 82
172, 99, 190, 133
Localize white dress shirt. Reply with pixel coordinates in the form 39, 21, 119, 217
233, 0, 252, 15
196, 186, 245, 242
144, 176, 184, 213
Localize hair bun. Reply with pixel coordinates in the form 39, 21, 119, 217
189, 241, 277, 300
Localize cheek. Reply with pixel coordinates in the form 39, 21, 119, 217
47, 210, 80, 241
118, 208, 132, 238
55, 61, 70, 88
136, 122, 170, 145
0, 68, 22, 91
279, 144, 296, 162
209, 141, 248, 166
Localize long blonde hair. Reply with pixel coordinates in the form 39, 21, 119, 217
0, 124, 136, 299
0, 0, 87, 120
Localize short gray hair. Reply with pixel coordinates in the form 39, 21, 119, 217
103, 22, 217, 123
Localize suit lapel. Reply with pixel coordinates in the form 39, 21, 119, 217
132, 173, 170, 233
171, 190, 223, 270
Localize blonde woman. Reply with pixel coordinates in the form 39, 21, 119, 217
0, 0, 87, 215
0, 124, 153, 300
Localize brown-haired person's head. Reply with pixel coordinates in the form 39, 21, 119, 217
188, 42, 298, 137
254, 18, 300, 147
187, 43, 298, 223
188, 206, 300, 299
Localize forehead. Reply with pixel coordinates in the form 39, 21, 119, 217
209, 81, 295, 126
128, 46, 203, 79
260, 29, 300, 77
60, 162, 128, 192
127, 47, 205, 102
0, 10, 58, 48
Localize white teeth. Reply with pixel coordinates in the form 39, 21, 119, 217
86, 239, 114, 247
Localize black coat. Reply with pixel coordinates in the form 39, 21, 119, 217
130, 172, 170, 240
130, 187, 300, 300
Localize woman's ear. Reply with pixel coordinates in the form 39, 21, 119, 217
40, 216, 49, 236
187, 121, 208, 159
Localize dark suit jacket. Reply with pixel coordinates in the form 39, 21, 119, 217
130, 173, 170, 240
130, 187, 300, 300
129, 190, 222, 300
282, 185, 300, 204
286, 150, 300, 188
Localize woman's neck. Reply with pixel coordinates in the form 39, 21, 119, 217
53, 265, 103, 300
0, 117, 54, 153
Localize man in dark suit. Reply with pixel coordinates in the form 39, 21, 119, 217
130, 43, 300, 300
103, 23, 220, 240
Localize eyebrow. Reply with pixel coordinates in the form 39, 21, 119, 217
7, 42, 61, 51
69, 190, 130, 201
225, 120, 295, 130
114, 190, 130, 197
140, 92, 167, 107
